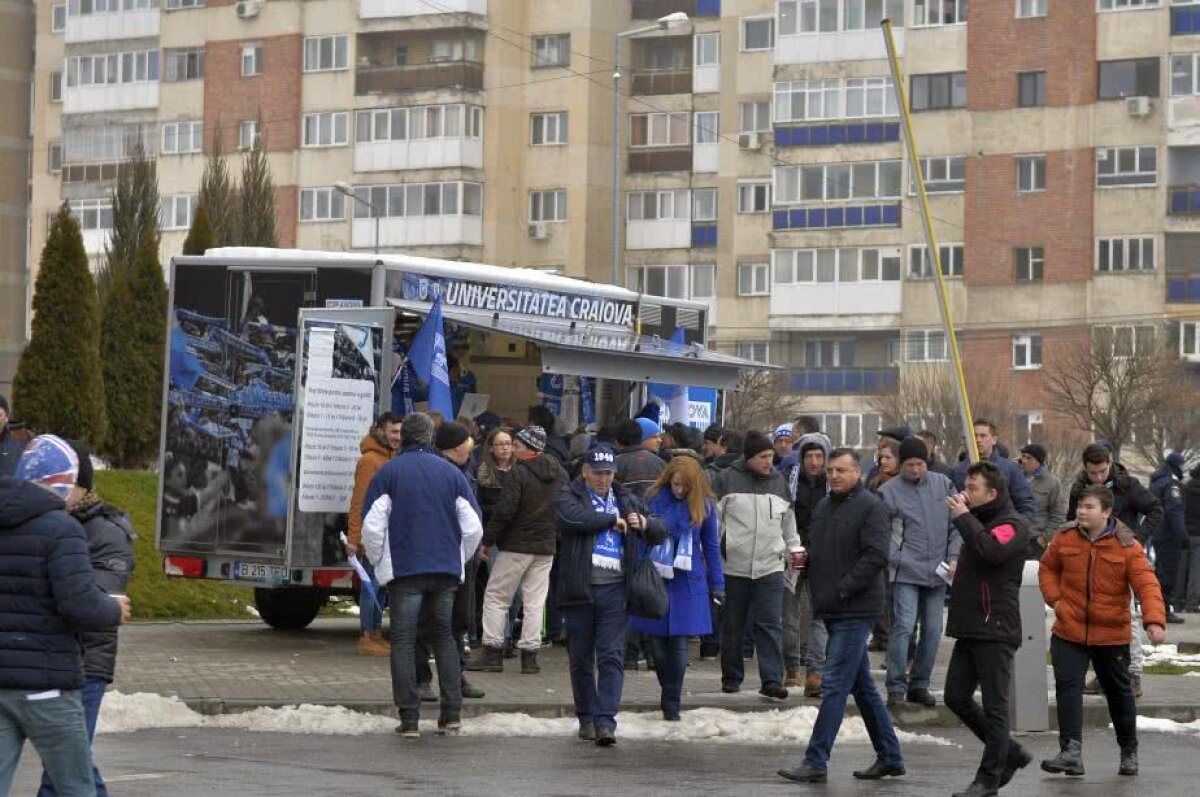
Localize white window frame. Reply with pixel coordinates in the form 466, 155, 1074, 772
66, 50, 158, 87
774, 77, 898, 123
161, 194, 197, 231
165, 0, 204, 8
299, 187, 345, 223
238, 119, 259, 151
740, 16, 775, 51
804, 339, 858, 368
1014, 411, 1044, 447
1096, 146, 1157, 187
530, 111, 567, 145
163, 47, 204, 83
1181, 321, 1200, 361
352, 181, 483, 219
241, 43, 262, 77
1012, 333, 1044, 370
735, 341, 769, 363
694, 32, 720, 67
1016, 155, 1046, 193
908, 244, 965, 279
50, 72, 63, 103
629, 112, 691, 147
1171, 52, 1200, 96
1095, 323, 1156, 359
913, 0, 969, 26
355, 104, 481, 143
627, 189, 689, 221
529, 189, 567, 223
777, 0, 906, 35
51, 3, 66, 32
161, 120, 202, 155
692, 188, 717, 221
1097, 0, 1160, 10
69, 199, 114, 231
739, 101, 772, 133
1096, 236, 1155, 272
911, 155, 966, 194
531, 34, 570, 68
737, 181, 771, 213
691, 264, 716, 300
1015, 246, 1045, 282
772, 247, 902, 283
303, 35, 349, 73
904, 329, 949, 362
1016, 0, 1047, 17
737, 262, 771, 296
429, 39, 478, 63
774, 159, 903, 204
302, 111, 349, 148
627, 265, 691, 301
693, 111, 719, 145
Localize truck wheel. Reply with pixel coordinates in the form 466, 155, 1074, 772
253, 587, 326, 630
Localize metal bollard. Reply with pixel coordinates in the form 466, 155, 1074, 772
1010, 559, 1049, 731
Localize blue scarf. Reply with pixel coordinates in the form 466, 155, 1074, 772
648, 493, 697, 579
589, 488, 623, 572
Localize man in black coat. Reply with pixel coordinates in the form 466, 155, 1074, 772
779, 449, 904, 785
943, 461, 1033, 797
0, 436, 129, 795
1149, 452, 1189, 622
0, 394, 28, 478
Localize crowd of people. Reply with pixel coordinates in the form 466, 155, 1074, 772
352, 401, 1198, 795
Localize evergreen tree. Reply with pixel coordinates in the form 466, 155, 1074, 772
182, 203, 215, 255
98, 143, 158, 299
12, 205, 107, 447
199, 129, 239, 247
99, 231, 167, 467
238, 139, 277, 247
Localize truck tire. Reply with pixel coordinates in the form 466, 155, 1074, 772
254, 587, 326, 630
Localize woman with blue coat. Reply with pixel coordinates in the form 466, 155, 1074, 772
632, 456, 725, 720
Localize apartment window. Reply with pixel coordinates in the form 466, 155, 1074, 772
352, 181, 483, 219
241, 44, 262, 77
532, 34, 570, 68
778, 0, 904, 34
911, 72, 967, 111
913, 0, 968, 25
356, 104, 482, 143
694, 112, 719, 145
530, 189, 567, 222
50, 72, 62, 103
1097, 236, 1155, 272
692, 265, 716, 300
1171, 53, 1200, 96
49, 143, 63, 175
1097, 58, 1160, 99
1012, 334, 1043, 370
736, 341, 769, 363
303, 35, 349, 73
774, 77, 897, 122
1096, 146, 1156, 187
66, 50, 158, 86
1095, 324, 1156, 358
914, 155, 965, 193
70, 0, 156, 14
903, 330, 948, 362
738, 182, 771, 213
393, 45, 409, 66
161, 120, 202, 154
627, 189, 689, 220
909, 244, 965, 278
530, 112, 567, 145
695, 33, 720, 67
801, 340, 851, 368
164, 47, 204, 82
741, 16, 775, 50
238, 120, 259, 151
1016, 155, 1046, 192
774, 159, 902, 203
692, 188, 717, 221
302, 112, 348, 147
1181, 321, 1200, 360
165, 0, 204, 8
1015, 246, 1045, 282
51, 3, 66, 32
69, 199, 113, 231
739, 101, 771, 133
161, 194, 198, 231
430, 39, 478, 62
299, 187, 345, 223
731, 262, 768, 296
1017, 0, 1047, 16
772, 247, 902, 283
629, 112, 690, 147
627, 266, 688, 300
64, 122, 155, 162
1018, 71, 1046, 107
1098, 0, 1160, 9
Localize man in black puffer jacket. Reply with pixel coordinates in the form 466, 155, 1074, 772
0, 436, 128, 795
943, 461, 1033, 797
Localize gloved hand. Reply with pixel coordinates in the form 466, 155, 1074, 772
711, 590, 725, 607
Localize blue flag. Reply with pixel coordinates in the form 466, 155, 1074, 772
169, 323, 204, 391
408, 297, 455, 420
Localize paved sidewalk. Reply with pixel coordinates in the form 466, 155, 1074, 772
113, 616, 1200, 727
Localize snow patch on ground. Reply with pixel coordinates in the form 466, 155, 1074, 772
98, 693, 394, 736
1142, 644, 1200, 668
243, 605, 260, 618
1131, 716, 1200, 735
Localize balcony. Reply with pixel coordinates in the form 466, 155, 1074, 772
788, 367, 899, 395
630, 69, 692, 96
81, 230, 109, 257
769, 282, 902, 321
355, 61, 482, 95
774, 122, 901, 148
1168, 271, 1200, 303
65, 8, 159, 44
359, 0, 485, 19
626, 219, 690, 250
354, 137, 482, 172
776, 27, 904, 65
629, 148, 692, 173
352, 216, 482, 248
63, 82, 158, 114
61, 159, 155, 185
1173, 5, 1200, 35
631, 0, 719, 20
772, 204, 901, 231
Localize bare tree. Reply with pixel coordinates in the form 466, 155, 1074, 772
723, 371, 805, 434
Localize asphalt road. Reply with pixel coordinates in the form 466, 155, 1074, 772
11, 724, 1197, 796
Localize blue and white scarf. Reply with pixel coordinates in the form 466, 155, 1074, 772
648, 495, 696, 579
589, 488, 623, 572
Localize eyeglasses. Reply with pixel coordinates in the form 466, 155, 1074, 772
491, 442, 513, 448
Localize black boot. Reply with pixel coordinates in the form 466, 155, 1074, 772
1041, 739, 1085, 776
999, 741, 1032, 787
461, 677, 485, 699
950, 782, 997, 797
1119, 746, 1138, 776
521, 650, 540, 674
465, 646, 504, 672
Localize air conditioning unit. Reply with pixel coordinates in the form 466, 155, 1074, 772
527, 222, 548, 240
235, 0, 260, 20
739, 133, 763, 151
1125, 96, 1152, 118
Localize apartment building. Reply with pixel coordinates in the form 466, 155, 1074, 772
26, 0, 1200, 447
0, 4, 32, 395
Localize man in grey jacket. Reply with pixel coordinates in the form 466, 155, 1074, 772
711, 431, 801, 701
880, 437, 960, 709
1018, 443, 1065, 560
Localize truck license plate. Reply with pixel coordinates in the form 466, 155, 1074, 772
233, 562, 289, 582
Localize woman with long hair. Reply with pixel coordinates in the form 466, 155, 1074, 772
631, 456, 725, 720
476, 427, 516, 525
869, 439, 900, 494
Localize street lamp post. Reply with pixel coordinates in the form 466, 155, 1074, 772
611, 12, 690, 288
334, 180, 381, 255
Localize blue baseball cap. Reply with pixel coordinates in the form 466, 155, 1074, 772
635, 417, 661, 443
585, 444, 618, 472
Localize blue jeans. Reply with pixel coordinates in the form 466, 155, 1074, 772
644, 635, 690, 718
388, 574, 462, 723
721, 572, 785, 688
804, 619, 904, 771
359, 558, 388, 633
38, 678, 107, 797
0, 687, 94, 797
563, 582, 629, 731
886, 582, 946, 696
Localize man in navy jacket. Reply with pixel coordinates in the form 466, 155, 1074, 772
951, 420, 1037, 523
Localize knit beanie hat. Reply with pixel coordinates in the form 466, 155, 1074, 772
635, 418, 661, 443
898, 436, 929, 465
16, 435, 79, 499
743, 431, 773, 460
435, 421, 471, 452
517, 425, 547, 453
772, 423, 794, 441
1020, 443, 1047, 466
68, 440, 95, 491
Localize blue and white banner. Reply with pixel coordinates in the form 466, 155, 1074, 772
407, 296, 455, 420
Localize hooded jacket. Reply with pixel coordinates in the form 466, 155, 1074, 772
347, 433, 392, 549
615, 447, 666, 500
946, 488, 1031, 646
1039, 518, 1165, 647
880, 470, 961, 587
1149, 465, 1188, 547
807, 481, 890, 622
484, 453, 567, 555
951, 449, 1038, 522
0, 477, 123, 690
710, 458, 800, 580
1067, 461, 1162, 543
788, 433, 831, 547
74, 499, 136, 682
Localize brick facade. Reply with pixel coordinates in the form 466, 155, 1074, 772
203, 35, 301, 154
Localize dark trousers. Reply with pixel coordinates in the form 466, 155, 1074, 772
721, 572, 785, 688
699, 597, 721, 658
37, 676, 107, 797
944, 639, 1016, 789
1051, 635, 1137, 751
1179, 543, 1200, 608
389, 574, 462, 723
1156, 543, 1182, 607
415, 557, 476, 684
644, 635, 690, 718
563, 582, 629, 730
